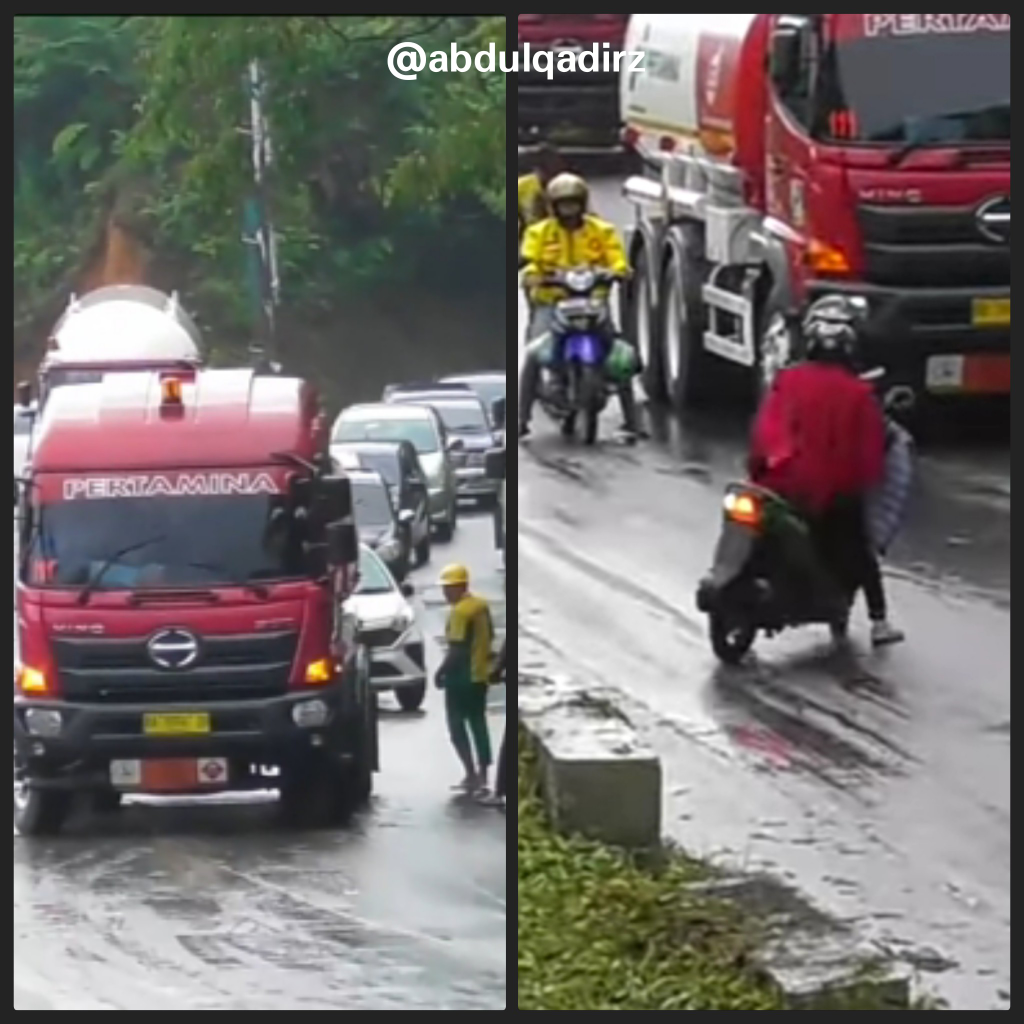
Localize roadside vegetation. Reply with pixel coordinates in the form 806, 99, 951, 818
14, 16, 505, 367
518, 738, 938, 1010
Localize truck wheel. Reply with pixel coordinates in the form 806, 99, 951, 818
14, 762, 72, 838
660, 226, 715, 412
625, 245, 666, 402
279, 751, 352, 828
93, 789, 124, 815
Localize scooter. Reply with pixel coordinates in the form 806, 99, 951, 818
535, 267, 618, 446
696, 483, 854, 665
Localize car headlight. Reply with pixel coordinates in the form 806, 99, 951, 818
392, 612, 415, 633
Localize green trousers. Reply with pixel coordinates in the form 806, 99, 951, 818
445, 679, 493, 770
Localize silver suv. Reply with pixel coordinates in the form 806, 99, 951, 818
332, 403, 460, 541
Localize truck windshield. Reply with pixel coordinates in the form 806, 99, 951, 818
817, 25, 1010, 146
28, 495, 308, 591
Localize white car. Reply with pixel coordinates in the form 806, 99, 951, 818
349, 544, 428, 713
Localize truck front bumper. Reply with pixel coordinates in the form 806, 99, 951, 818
14, 685, 354, 792
807, 280, 1010, 396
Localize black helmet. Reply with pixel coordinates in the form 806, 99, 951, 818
803, 295, 869, 365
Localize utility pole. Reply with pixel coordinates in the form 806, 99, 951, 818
243, 59, 281, 365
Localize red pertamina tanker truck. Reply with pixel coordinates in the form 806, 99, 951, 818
619, 13, 1010, 412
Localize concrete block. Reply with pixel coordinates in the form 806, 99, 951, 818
688, 876, 912, 1009
519, 674, 662, 850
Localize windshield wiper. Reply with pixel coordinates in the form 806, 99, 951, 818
184, 561, 272, 600
78, 535, 168, 607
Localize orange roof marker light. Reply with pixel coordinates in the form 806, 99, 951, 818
161, 376, 185, 407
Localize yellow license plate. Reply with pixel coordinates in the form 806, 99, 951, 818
143, 713, 211, 737
972, 298, 1010, 328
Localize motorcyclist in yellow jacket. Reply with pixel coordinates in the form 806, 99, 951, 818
518, 173, 642, 441
518, 144, 565, 253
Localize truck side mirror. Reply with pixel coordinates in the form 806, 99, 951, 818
485, 448, 506, 482
310, 474, 353, 529
17, 381, 34, 410
326, 521, 359, 569
491, 397, 506, 431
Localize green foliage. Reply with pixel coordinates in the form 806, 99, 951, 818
13, 16, 138, 322
13, 15, 506, 342
518, 740, 935, 1011
518, 740, 782, 1011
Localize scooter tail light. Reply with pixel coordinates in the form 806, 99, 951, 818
724, 491, 763, 529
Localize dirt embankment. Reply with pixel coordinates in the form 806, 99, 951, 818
14, 218, 505, 400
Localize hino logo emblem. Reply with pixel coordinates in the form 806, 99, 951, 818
976, 197, 1010, 244
147, 629, 200, 671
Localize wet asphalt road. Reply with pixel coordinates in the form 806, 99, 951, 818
14, 513, 506, 1011
517, 173, 1011, 1010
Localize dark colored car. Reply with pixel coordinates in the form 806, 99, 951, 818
387, 391, 500, 504
349, 470, 415, 581
331, 440, 431, 566
440, 373, 506, 427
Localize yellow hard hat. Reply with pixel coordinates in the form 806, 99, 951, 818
439, 564, 470, 588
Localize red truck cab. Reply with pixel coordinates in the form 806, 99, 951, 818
621, 14, 1010, 411
14, 368, 376, 837
518, 14, 627, 148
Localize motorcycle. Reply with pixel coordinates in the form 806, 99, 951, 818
695, 482, 855, 665
534, 267, 618, 446
696, 367, 913, 665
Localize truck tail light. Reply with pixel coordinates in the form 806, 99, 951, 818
807, 239, 852, 276
16, 664, 52, 698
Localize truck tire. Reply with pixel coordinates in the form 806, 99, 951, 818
14, 767, 72, 838
659, 226, 715, 412
279, 749, 355, 829
624, 244, 666, 402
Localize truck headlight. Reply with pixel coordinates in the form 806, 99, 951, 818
24, 708, 64, 738
292, 700, 329, 729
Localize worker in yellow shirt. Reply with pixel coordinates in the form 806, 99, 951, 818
518, 144, 566, 251
436, 564, 496, 796
518, 173, 643, 441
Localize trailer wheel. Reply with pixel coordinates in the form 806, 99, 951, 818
625, 245, 666, 402
660, 226, 715, 411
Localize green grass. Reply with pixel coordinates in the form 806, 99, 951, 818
517, 739, 782, 1010
517, 737, 940, 1011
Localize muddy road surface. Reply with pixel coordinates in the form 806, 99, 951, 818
517, 173, 1010, 1010
14, 514, 506, 1011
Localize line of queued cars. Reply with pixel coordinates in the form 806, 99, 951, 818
334, 373, 506, 713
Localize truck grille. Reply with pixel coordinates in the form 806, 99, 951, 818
857, 202, 1010, 289
51, 631, 298, 705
